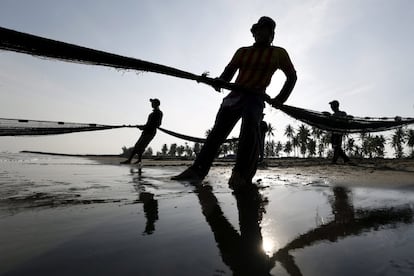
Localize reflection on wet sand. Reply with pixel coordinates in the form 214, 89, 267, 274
196, 185, 272, 275
132, 172, 159, 235
271, 186, 413, 275
192, 183, 413, 275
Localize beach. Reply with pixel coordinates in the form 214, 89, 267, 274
1, 152, 414, 275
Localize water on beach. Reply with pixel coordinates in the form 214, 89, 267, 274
1, 152, 414, 275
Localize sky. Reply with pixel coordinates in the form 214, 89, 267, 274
0, 0, 413, 155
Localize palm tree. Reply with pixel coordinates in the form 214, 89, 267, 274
265, 140, 275, 157
311, 126, 324, 157
161, 144, 168, 156
292, 136, 300, 157
317, 142, 325, 157
176, 145, 185, 157
168, 143, 177, 157
143, 147, 153, 157
373, 135, 386, 158
359, 132, 368, 157
266, 123, 275, 143
391, 128, 406, 158
297, 124, 310, 157
275, 141, 283, 157
285, 124, 295, 145
321, 132, 331, 158
361, 134, 374, 158
406, 129, 414, 158
283, 141, 293, 157
307, 139, 317, 157
184, 143, 192, 157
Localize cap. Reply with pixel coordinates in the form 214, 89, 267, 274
251, 16, 276, 34
150, 98, 160, 106
329, 100, 339, 107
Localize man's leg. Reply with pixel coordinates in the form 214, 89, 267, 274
332, 145, 340, 164
121, 133, 154, 164
231, 96, 264, 186
338, 147, 350, 163
121, 147, 137, 164
133, 133, 155, 164
172, 105, 241, 180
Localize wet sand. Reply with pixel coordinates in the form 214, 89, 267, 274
1, 152, 414, 275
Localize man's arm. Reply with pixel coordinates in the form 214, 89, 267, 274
210, 49, 241, 92
270, 48, 297, 107
272, 70, 297, 105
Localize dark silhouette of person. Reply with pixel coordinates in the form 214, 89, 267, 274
121, 98, 163, 165
259, 115, 269, 163
131, 173, 159, 235
195, 184, 274, 275
271, 186, 413, 275
139, 192, 159, 235
327, 100, 350, 164
172, 16, 297, 190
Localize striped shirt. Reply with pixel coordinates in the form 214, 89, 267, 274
221, 45, 295, 94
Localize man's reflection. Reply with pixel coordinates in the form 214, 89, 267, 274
194, 184, 413, 276
271, 186, 413, 274
138, 192, 158, 235
132, 173, 159, 235
195, 185, 273, 275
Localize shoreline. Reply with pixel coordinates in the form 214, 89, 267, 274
20, 150, 414, 170
19, 150, 414, 190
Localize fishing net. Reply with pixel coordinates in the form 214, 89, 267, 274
0, 118, 238, 143
1, 26, 413, 134
0, 118, 124, 136
279, 105, 414, 133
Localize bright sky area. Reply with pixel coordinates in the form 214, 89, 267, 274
1, 0, 413, 155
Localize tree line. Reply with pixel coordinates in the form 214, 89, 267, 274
122, 124, 414, 159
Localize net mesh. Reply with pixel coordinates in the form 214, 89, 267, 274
279, 105, 414, 133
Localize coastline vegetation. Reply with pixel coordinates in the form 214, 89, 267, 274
122, 124, 414, 160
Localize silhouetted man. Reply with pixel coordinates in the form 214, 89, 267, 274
172, 16, 297, 190
328, 100, 350, 164
121, 98, 163, 165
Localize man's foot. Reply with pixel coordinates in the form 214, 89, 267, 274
120, 160, 131, 164
228, 171, 251, 190
171, 167, 203, 181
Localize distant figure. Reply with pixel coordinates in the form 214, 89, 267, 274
327, 100, 350, 164
259, 116, 268, 163
172, 16, 297, 189
121, 98, 163, 165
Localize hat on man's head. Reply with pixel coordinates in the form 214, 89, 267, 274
329, 100, 339, 107
251, 16, 276, 34
150, 98, 160, 106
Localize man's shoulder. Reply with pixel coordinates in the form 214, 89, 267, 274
155, 109, 163, 115
270, 45, 286, 50
237, 45, 286, 51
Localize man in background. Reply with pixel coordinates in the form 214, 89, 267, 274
121, 98, 163, 166
327, 100, 350, 164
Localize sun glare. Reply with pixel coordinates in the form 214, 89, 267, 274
262, 237, 275, 255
